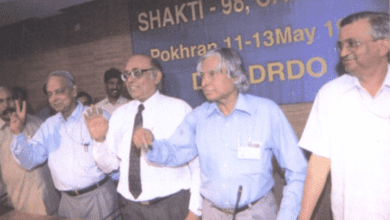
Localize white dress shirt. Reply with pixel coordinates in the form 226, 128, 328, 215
299, 65, 390, 219
93, 91, 202, 216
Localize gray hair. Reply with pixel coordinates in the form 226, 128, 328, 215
196, 48, 250, 93
48, 70, 76, 88
149, 56, 164, 92
341, 11, 389, 61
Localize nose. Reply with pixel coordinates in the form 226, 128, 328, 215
126, 76, 136, 85
6, 99, 14, 109
201, 74, 211, 88
4, 100, 10, 109
112, 83, 119, 89
339, 43, 350, 58
48, 94, 57, 104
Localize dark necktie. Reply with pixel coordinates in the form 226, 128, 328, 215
129, 104, 144, 199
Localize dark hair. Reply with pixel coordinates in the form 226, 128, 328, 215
150, 57, 164, 92
11, 86, 27, 101
104, 68, 122, 83
43, 83, 47, 96
77, 91, 93, 106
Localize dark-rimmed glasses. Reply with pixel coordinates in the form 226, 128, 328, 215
121, 68, 155, 81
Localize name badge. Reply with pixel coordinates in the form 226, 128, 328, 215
238, 141, 261, 160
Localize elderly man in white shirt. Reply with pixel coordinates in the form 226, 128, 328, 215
86, 55, 202, 220
299, 11, 390, 220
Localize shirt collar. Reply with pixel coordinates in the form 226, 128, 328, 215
383, 64, 390, 88
133, 91, 160, 110
341, 74, 361, 93
104, 95, 126, 105
58, 101, 83, 122
205, 93, 253, 117
341, 64, 390, 93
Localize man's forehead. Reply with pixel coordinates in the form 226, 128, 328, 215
107, 77, 120, 83
202, 55, 222, 70
125, 55, 151, 70
339, 19, 371, 40
0, 89, 11, 98
47, 76, 69, 91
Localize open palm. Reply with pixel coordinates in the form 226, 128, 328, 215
84, 105, 108, 142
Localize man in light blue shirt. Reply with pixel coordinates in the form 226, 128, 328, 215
133, 48, 308, 220
9, 70, 119, 220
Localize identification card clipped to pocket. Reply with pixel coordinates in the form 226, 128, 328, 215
238, 141, 261, 160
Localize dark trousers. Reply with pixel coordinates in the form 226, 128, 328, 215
120, 189, 190, 220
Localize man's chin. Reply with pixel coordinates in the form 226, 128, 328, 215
109, 94, 121, 99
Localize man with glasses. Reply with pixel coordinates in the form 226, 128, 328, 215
86, 54, 202, 220
298, 11, 390, 220
95, 68, 129, 115
131, 48, 307, 220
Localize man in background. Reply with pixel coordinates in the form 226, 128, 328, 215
299, 11, 390, 220
0, 86, 60, 215
95, 68, 129, 115
77, 91, 93, 106
35, 84, 55, 121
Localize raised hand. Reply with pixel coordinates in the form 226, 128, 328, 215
9, 100, 26, 135
83, 105, 108, 142
132, 127, 154, 151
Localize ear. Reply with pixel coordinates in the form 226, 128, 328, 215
153, 70, 162, 85
72, 85, 78, 98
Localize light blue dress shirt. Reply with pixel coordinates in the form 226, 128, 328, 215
147, 93, 307, 220
12, 102, 109, 191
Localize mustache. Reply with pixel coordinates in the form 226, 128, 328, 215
341, 55, 353, 61
1, 108, 16, 116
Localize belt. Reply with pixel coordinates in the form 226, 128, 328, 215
139, 194, 172, 206
214, 198, 261, 215
64, 176, 109, 196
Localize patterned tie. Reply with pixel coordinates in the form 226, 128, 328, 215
129, 104, 144, 199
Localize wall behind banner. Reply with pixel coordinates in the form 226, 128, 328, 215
129, 0, 388, 107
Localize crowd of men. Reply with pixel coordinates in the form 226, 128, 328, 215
0, 11, 388, 220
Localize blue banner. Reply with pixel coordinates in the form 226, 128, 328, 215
129, 0, 388, 107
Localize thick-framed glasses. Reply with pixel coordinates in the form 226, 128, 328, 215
197, 68, 223, 79
121, 68, 155, 81
336, 38, 375, 52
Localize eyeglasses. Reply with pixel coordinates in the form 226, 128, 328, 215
197, 68, 224, 79
336, 38, 375, 52
121, 68, 155, 81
